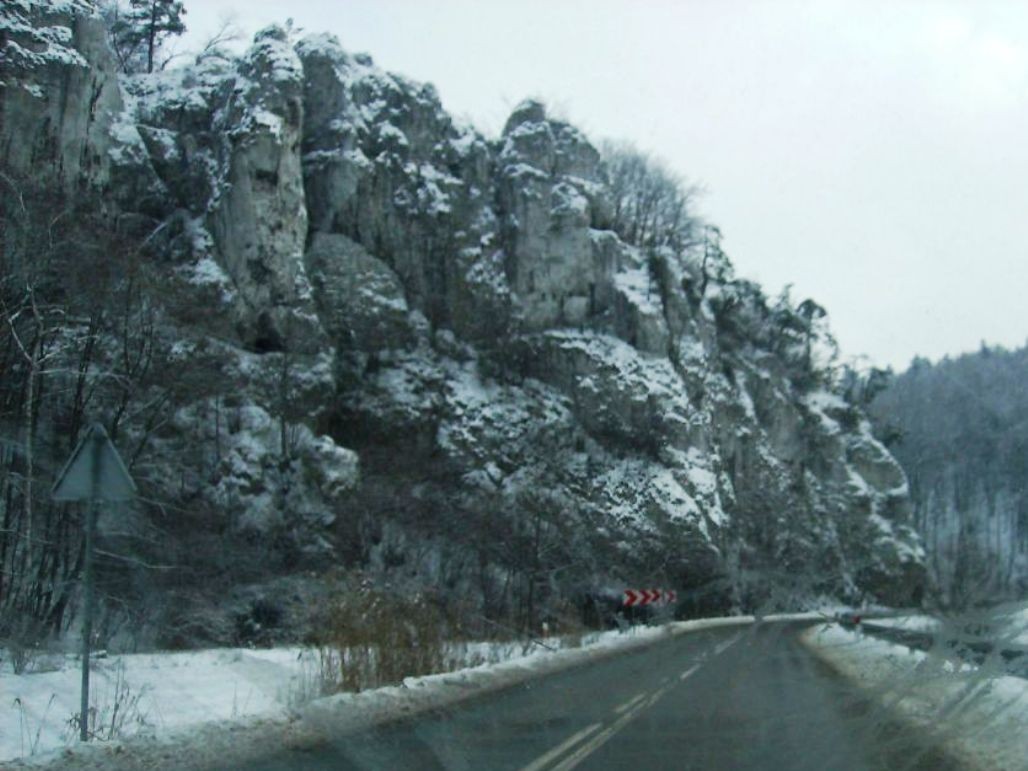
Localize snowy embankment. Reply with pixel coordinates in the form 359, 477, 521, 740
8, 615, 831, 769
864, 614, 941, 633
801, 622, 1028, 771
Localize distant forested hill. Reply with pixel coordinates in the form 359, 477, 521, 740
869, 344, 1028, 607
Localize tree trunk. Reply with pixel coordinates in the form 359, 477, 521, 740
146, 2, 159, 73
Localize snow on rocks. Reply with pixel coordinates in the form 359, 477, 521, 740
1, 0, 122, 188
532, 330, 692, 442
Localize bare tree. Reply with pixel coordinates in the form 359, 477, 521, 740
600, 140, 702, 253
192, 16, 243, 65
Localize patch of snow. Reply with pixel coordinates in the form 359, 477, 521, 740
177, 256, 236, 304
802, 390, 845, 436
868, 615, 942, 633
502, 162, 550, 182
542, 330, 691, 417
734, 371, 758, 421
464, 249, 510, 299
377, 122, 409, 147
449, 128, 479, 156
614, 264, 663, 319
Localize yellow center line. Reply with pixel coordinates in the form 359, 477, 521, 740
518, 631, 741, 771
518, 722, 603, 771
613, 692, 647, 714
715, 632, 742, 655
551, 685, 669, 771
679, 663, 701, 681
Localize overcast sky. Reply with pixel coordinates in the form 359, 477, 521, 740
180, 0, 1028, 371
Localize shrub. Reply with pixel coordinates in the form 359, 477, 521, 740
1, 616, 48, 675
311, 582, 454, 693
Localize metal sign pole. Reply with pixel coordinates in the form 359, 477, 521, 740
80, 499, 96, 741
51, 422, 136, 743
80, 431, 102, 742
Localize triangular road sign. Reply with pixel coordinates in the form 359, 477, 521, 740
52, 423, 136, 502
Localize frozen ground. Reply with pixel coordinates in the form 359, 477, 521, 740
7, 615, 836, 768
801, 622, 1028, 771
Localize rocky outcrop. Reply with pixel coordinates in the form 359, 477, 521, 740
497, 101, 615, 330
3, 6, 928, 642
206, 26, 320, 352
296, 34, 498, 340
305, 232, 413, 351
0, 1, 122, 190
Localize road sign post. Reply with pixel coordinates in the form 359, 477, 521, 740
79, 499, 96, 741
52, 424, 136, 742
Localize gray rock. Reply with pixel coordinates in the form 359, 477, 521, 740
305, 232, 413, 351
207, 26, 318, 351
0, 3, 122, 190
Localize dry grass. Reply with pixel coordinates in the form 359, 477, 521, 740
310, 584, 456, 694
65, 659, 153, 742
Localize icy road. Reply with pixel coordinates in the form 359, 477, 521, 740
245, 623, 963, 771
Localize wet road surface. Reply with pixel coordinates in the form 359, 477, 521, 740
243, 623, 964, 771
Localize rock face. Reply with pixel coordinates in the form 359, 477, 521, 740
3, 8, 928, 643
0, 1, 122, 190
305, 232, 413, 352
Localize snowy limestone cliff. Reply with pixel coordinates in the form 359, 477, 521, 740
1, 3, 926, 646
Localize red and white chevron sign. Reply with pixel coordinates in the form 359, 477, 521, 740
623, 588, 677, 607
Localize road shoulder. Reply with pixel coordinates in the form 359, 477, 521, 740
800, 622, 1028, 771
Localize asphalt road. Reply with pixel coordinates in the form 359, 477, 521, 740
243, 623, 964, 771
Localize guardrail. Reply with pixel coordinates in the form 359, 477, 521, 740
859, 621, 1028, 679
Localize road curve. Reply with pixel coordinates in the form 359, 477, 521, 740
244, 623, 964, 771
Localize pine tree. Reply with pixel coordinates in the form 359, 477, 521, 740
107, 0, 186, 74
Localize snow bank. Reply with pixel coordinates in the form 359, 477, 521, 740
801, 622, 1028, 771
870, 610, 1028, 645
989, 602, 1028, 646
866, 614, 941, 633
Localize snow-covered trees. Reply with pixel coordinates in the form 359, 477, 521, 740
870, 345, 1028, 607
104, 0, 186, 73
0, 172, 192, 646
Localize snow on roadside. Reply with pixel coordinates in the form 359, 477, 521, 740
2, 647, 308, 763
801, 622, 1028, 771
2, 617, 763, 768
865, 614, 941, 633
870, 609, 1028, 646
987, 602, 1028, 646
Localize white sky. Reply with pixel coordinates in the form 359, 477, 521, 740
179, 0, 1028, 371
